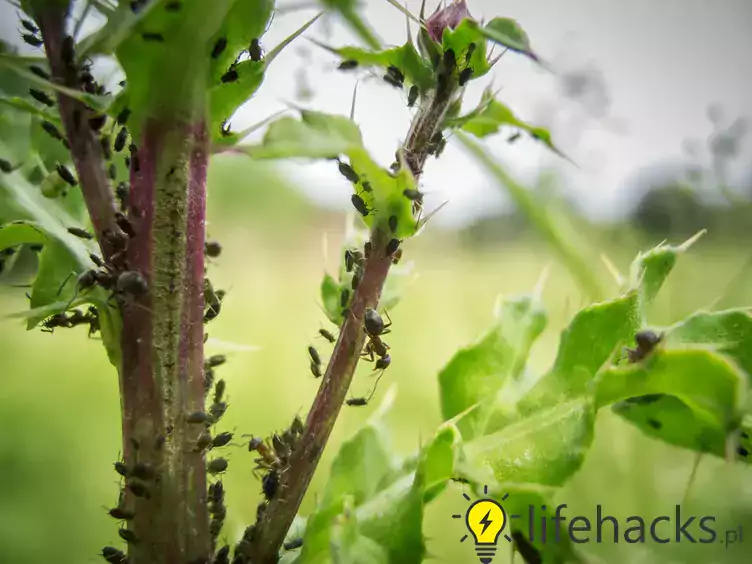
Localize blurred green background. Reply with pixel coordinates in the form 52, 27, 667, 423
1, 153, 751, 563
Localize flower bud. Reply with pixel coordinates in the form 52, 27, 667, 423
426, 0, 472, 42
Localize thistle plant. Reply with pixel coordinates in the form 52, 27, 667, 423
1, 1, 751, 564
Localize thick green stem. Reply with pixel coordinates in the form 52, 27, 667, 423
120, 119, 210, 564
249, 80, 460, 563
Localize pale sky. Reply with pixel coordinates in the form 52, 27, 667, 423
2, 0, 751, 226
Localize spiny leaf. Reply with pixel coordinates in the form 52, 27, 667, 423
210, 10, 319, 141
597, 349, 746, 429
347, 147, 418, 238
475, 17, 539, 62
421, 423, 460, 502
520, 290, 641, 413
439, 294, 547, 440
460, 398, 595, 487
209, 59, 265, 134
244, 111, 420, 237
451, 97, 567, 159
440, 19, 490, 82
245, 110, 363, 159
322, 41, 434, 92
0, 220, 47, 250
207, 0, 275, 82
0, 54, 110, 111
665, 308, 752, 377
629, 230, 706, 317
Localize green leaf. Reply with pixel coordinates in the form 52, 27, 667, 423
438, 294, 547, 439
209, 59, 265, 131
520, 291, 640, 413
210, 11, 320, 141
323, 42, 435, 92
604, 311, 752, 462
452, 98, 566, 159
0, 54, 110, 111
321, 271, 344, 325
460, 398, 595, 487
421, 423, 460, 502
355, 470, 426, 563
320, 0, 382, 50
207, 0, 275, 81
330, 502, 389, 564
441, 19, 490, 82
245, 110, 364, 159
0, 220, 47, 250
0, 154, 121, 368
321, 417, 396, 509
347, 148, 418, 238
0, 96, 60, 122
664, 308, 752, 378
597, 349, 745, 429
301, 394, 458, 563
628, 230, 705, 317
245, 111, 420, 237
476, 17, 539, 62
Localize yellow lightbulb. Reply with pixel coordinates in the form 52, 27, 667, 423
465, 498, 506, 564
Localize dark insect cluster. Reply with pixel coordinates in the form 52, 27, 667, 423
246, 415, 305, 509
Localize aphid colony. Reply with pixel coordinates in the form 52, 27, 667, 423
17, 14, 150, 332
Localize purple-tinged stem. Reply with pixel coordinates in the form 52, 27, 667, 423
119, 120, 210, 564
249, 76, 460, 564
35, 6, 122, 259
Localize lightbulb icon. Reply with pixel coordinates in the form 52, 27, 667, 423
465, 498, 506, 564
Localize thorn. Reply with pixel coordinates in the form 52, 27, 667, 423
600, 253, 625, 288
350, 81, 359, 121
678, 229, 707, 252
405, 2, 413, 43
532, 264, 550, 300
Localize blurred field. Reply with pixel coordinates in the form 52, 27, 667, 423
1, 157, 751, 564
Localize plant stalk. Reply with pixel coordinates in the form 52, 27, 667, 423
249, 84, 459, 563
119, 119, 210, 564
35, 5, 122, 260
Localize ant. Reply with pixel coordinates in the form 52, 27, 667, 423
624, 330, 663, 363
